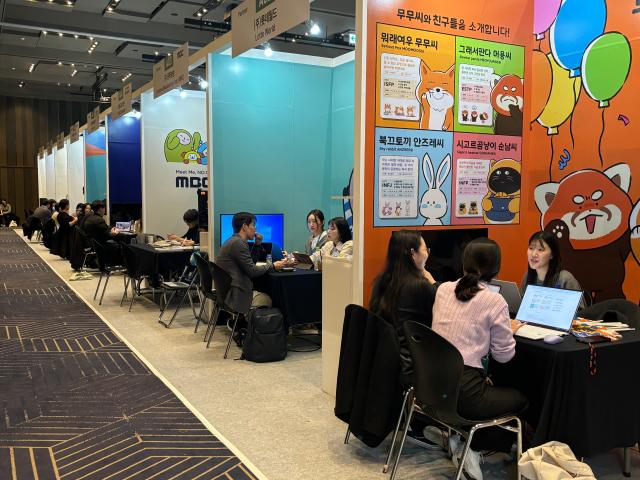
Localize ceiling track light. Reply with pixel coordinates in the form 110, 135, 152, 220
28, 64, 35, 73
192, 0, 223, 18
71, 69, 78, 77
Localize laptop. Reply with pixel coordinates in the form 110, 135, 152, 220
115, 221, 132, 232
515, 285, 583, 340
292, 252, 314, 270
489, 279, 522, 317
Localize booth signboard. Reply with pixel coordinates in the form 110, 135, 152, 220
231, 0, 309, 57
111, 83, 133, 121
56, 132, 65, 150
153, 43, 189, 99
46, 142, 53, 155
87, 106, 100, 133
39, 146, 45, 157
70, 122, 80, 143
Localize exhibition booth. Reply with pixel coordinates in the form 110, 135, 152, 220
54, 143, 68, 202
66, 134, 85, 210
84, 127, 107, 204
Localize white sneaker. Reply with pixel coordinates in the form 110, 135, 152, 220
451, 436, 484, 480
422, 425, 447, 449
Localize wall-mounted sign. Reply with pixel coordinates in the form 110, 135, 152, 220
70, 122, 80, 143
56, 132, 65, 150
153, 43, 189, 99
87, 106, 100, 133
231, 0, 309, 57
111, 83, 133, 121
46, 142, 53, 155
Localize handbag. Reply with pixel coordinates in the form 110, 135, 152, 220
518, 441, 596, 480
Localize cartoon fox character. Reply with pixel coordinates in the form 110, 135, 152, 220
534, 164, 632, 301
491, 74, 524, 136
416, 63, 454, 131
482, 159, 521, 224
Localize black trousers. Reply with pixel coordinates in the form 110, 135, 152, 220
458, 366, 527, 452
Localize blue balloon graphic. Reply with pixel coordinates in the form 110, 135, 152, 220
549, 0, 606, 78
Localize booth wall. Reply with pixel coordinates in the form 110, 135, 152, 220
211, 53, 355, 251
107, 114, 142, 223
54, 146, 68, 201
45, 152, 55, 200
67, 137, 85, 210
37, 155, 46, 200
85, 128, 107, 203
141, 90, 207, 237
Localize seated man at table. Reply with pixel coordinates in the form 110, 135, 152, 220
168, 208, 200, 246
216, 212, 287, 315
83, 200, 119, 245
33, 199, 53, 225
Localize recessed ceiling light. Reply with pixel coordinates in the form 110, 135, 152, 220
68, 83, 71, 87
111, 71, 116, 74
71, 63, 74, 67
103, 88, 107, 92
202, 8, 207, 13
196, 12, 202, 16
107, 7, 113, 12
11, 67, 15, 71
58, 32, 63, 37
20, 37, 25, 41
58, 61, 62, 66
74, 34, 78, 39
89, 37, 93, 41
154, 51, 158, 55
42, 31, 48, 35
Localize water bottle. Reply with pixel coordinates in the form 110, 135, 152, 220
266, 253, 272, 264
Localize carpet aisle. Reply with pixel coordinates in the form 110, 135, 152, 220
0, 229, 259, 480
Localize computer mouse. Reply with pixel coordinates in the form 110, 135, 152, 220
543, 335, 564, 344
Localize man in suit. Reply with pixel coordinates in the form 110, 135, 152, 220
83, 200, 119, 244
216, 212, 286, 315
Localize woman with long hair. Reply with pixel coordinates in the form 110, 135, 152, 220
369, 230, 436, 384
304, 209, 328, 255
521, 231, 584, 306
431, 238, 526, 480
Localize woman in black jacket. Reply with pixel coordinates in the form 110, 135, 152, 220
50, 199, 77, 259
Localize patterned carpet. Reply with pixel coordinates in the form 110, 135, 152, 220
0, 230, 258, 480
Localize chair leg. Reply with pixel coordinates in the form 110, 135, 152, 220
383, 387, 413, 473
454, 426, 479, 480
389, 402, 415, 480
160, 288, 189, 328
99, 272, 110, 305
120, 277, 130, 307
129, 278, 139, 312
223, 313, 239, 358
194, 300, 206, 333
94, 273, 103, 300
344, 427, 351, 444
624, 446, 632, 477
205, 307, 221, 347
516, 417, 523, 480
159, 290, 177, 319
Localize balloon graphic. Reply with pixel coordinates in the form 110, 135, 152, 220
534, 0, 562, 39
549, 0, 606, 78
537, 53, 581, 135
581, 32, 631, 108
531, 50, 553, 122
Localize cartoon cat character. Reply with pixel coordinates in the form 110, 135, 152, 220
416, 63, 454, 131
164, 129, 202, 163
482, 159, 521, 224
491, 74, 524, 136
534, 163, 632, 301
419, 152, 451, 225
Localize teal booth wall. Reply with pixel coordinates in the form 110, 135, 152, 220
85, 128, 107, 203
210, 53, 355, 252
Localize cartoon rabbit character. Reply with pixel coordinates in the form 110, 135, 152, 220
420, 152, 451, 225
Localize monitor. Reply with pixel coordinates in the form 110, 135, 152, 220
115, 221, 132, 232
515, 285, 583, 332
421, 228, 489, 282
220, 213, 284, 247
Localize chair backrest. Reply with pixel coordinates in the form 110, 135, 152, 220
211, 262, 233, 309
92, 239, 123, 270
403, 321, 465, 425
194, 252, 213, 293
582, 298, 640, 328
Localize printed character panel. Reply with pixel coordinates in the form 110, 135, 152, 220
376, 24, 455, 131
454, 37, 525, 136
375, 128, 454, 226
451, 133, 521, 225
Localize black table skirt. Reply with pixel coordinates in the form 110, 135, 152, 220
491, 331, 640, 457
254, 269, 322, 327
128, 244, 193, 279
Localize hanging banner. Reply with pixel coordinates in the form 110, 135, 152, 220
56, 132, 65, 150
153, 43, 189, 99
87, 106, 100, 133
70, 122, 80, 143
111, 83, 133, 121
231, 0, 309, 57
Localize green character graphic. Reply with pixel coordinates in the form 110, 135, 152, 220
164, 129, 202, 163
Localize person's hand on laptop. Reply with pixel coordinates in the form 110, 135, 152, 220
511, 320, 525, 333
272, 260, 286, 270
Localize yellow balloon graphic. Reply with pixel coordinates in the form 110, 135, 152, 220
536, 53, 581, 135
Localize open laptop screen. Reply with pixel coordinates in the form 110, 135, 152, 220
516, 285, 583, 332
115, 221, 132, 232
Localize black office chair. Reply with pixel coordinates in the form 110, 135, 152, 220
120, 244, 153, 311
387, 321, 524, 480
92, 240, 126, 305
194, 252, 217, 334
206, 262, 241, 358
582, 298, 640, 328
158, 265, 199, 328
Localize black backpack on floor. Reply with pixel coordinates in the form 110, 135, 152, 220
242, 307, 287, 363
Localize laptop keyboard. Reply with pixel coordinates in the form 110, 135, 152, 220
516, 324, 568, 340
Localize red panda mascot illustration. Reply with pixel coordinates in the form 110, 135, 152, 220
534, 164, 632, 301
491, 74, 524, 136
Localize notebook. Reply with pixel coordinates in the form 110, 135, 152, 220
515, 285, 583, 340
